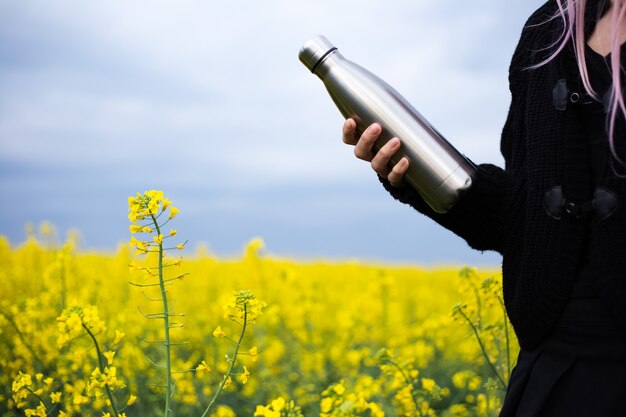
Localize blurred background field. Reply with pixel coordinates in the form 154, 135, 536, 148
2, 223, 516, 417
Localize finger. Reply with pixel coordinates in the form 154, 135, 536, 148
342, 118, 358, 145
354, 123, 382, 161
388, 157, 410, 188
370, 137, 401, 175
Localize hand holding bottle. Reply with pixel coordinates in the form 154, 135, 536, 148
342, 118, 410, 188
300, 35, 475, 213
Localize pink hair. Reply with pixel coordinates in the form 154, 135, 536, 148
535, 0, 626, 163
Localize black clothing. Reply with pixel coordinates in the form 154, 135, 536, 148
381, 0, 626, 350
378, 1, 626, 413
496, 4, 626, 414
499, 285, 626, 417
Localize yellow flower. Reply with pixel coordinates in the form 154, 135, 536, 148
239, 366, 251, 384
113, 330, 126, 345
169, 206, 179, 219
213, 405, 236, 417
333, 382, 345, 395
223, 376, 232, 389
223, 290, 266, 323
369, 402, 385, 417
25, 402, 47, 417
169, 229, 177, 237
103, 351, 115, 365
212, 326, 226, 338
12, 371, 32, 393
196, 360, 211, 374
450, 404, 469, 417
270, 397, 285, 411
73, 394, 88, 405
249, 346, 258, 362
176, 242, 186, 250
50, 391, 62, 403
468, 375, 482, 391
126, 394, 137, 406
320, 397, 334, 413
129, 236, 147, 252
421, 377, 436, 392
254, 405, 270, 416
153, 234, 164, 245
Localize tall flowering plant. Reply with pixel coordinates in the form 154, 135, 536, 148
128, 190, 185, 417
128, 190, 263, 417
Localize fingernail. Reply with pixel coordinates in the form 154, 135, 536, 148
370, 124, 381, 134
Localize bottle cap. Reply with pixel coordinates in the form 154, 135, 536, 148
299, 35, 337, 73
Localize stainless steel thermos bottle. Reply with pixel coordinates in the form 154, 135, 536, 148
299, 35, 476, 213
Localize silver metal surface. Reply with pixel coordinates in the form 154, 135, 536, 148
299, 35, 476, 213
299, 36, 336, 72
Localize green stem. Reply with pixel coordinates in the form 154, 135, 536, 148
152, 214, 173, 417
470, 282, 482, 331
25, 386, 50, 410
499, 297, 511, 383
83, 324, 119, 417
458, 309, 506, 389
200, 305, 248, 417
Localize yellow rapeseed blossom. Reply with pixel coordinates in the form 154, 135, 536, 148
249, 346, 258, 362
255, 398, 303, 417
212, 326, 226, 338
239, 366, 251, 384
196, 361, 211, 374
103, 351, 115, 365
56, 305, 106, 347
212, 405, 236, 417
223, 290, 267, 324
421, 377, 436, 392
450, 404, 469, 417
127, 192, 186, 274
50, 391, 62, 403
113, 330, 126, 345
2, 223, 512, 417
270, 397, 285, 411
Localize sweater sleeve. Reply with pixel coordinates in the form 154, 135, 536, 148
380, 163, 508, 253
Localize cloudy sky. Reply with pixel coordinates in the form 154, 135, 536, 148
0, 0, 543, 265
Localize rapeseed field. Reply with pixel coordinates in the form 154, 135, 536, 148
2, 191, 516, 417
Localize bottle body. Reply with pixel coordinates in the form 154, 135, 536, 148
299, 36, 476, 213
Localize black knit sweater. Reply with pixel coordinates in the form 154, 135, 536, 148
382, 0, 626, 349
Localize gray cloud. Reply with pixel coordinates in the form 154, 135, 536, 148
0, 0, 543, 264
